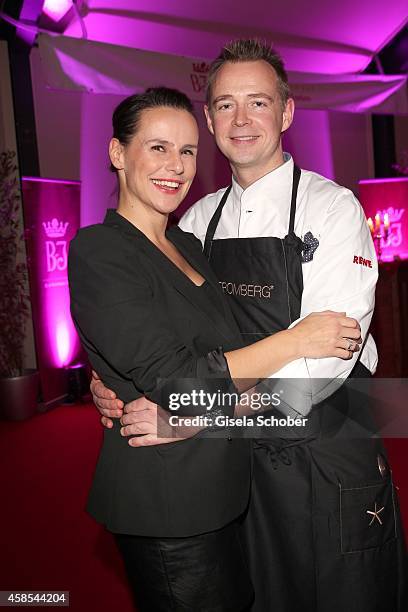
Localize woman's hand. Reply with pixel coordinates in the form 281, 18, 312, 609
290, 311, 362, 360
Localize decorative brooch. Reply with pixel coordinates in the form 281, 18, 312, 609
301, 231, 319, 263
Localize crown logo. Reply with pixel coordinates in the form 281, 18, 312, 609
42, 218, 69, 238
379, 207, 405, 222
192, 61, 210, 74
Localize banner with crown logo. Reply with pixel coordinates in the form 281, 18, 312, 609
37, 33, 407, 114
359, 177, 408, 262
22, 178, 83, 403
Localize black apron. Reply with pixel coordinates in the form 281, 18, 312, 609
204, 165, 407, 612
204, 165, 303, 344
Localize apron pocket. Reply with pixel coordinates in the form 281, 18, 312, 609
339, 479, 397, 554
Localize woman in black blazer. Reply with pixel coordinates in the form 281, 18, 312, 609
68, 88, 361, 611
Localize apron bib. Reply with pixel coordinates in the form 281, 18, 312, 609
204, 165, 303, 344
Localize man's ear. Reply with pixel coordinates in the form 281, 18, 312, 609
281, 98, 295, 133
109, 138, 125, 170
204, 105, 215, 136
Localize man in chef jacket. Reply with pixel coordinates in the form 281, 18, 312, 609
91, 40, 407, 611
94, 39, 378, 417
179, 42, 378, 415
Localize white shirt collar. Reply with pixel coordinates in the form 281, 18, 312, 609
231, 153, 293, 206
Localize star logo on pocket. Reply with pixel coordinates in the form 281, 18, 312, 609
366, 502, 384, 526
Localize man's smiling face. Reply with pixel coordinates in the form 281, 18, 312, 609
205, 60, 294, 186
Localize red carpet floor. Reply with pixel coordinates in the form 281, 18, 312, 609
0, 403, 407, 611
0, 404, 133, 612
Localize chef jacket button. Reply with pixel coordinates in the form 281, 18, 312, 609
377, 453, 388, 478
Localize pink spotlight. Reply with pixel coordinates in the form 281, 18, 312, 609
56, 320, 71, 366
43, 0, 72, 22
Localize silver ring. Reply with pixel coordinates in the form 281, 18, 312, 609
347, 340, 354, 351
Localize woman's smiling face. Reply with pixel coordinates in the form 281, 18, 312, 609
110, 106, 199, 216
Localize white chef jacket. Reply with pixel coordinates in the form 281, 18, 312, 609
179, 154, 378, 415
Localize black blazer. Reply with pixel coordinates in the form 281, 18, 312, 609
68, 210, 251, 537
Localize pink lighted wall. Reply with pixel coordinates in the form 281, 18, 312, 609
359, 178, 408, 262
22, 178, 84, 403
283, 110, 335, 181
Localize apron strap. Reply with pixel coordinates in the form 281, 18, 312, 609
203, 185, 232, 259
288, 164, 301, 234
204, 162, 302, 258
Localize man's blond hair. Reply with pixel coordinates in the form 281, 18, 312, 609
206, 39, 291, 109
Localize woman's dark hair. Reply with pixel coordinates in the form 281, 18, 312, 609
110, 87, 195, 172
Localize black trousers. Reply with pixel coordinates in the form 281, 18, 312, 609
115, 519, 254, 612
